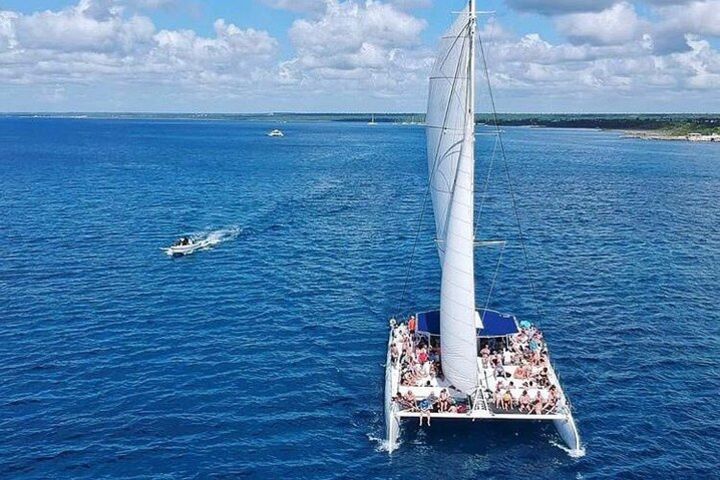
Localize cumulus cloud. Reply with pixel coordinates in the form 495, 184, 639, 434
1, 0, 720, 111
0, 0, 279, 93
555, 2, 644, 46
281, 0, 429, 96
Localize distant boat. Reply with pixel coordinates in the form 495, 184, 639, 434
384, 0, 582, 455
164, 237, 212, 257
368, 114, 377, 126
268, 129, 284, 137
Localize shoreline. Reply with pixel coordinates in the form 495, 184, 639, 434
623, 130, 720, 143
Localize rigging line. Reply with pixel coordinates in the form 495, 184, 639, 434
396, 20, 471, 317
474, 14, 498, 239
477, 30, 544, 320
474, 133, 498, 239
480, 240, 505, 324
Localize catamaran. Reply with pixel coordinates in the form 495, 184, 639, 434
384, 0, 582, 454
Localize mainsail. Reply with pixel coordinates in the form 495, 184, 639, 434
426, 3, 478, 394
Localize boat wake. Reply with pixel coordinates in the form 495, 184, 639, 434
367, 432, 399, 453
200, 226, 241, 247
165, 226, 241, 256
550, 439, 586, 458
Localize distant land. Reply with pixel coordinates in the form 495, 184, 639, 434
4, 112, 719, 141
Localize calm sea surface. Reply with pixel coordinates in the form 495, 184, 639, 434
1, 117, 719, 479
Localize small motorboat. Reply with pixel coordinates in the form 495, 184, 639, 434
165, 237, 211, 257
267, 129, 284, 137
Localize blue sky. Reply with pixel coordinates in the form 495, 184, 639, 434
0, 0, 719, 112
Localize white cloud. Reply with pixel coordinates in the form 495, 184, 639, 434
654, 0, 720, 37
1, 0, 720, 112
281, 0, 429, 97
555, 2, 644, 46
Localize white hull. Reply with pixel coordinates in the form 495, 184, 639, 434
554, 412, 582, 453
384, 320, 582, 454
384, 329, 400, 452
165, 239, 213, 256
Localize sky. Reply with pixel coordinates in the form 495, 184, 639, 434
0, 0, 719, 113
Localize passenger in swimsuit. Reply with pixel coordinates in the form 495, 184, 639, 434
438, 389, 451, 412
519, 390, 532, 413
513, 364, 528, 380
501, 389, 513, 411
480, 345, 491, 367
538, 367, 550, 388
494, 363, 509, 380
533, 399, 543, 415
493, 385, 503, 409
404, 391, 417, 411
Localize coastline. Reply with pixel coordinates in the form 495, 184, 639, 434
623, 130, 720, 143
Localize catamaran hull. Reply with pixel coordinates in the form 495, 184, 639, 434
554, 413, 582, 453
384, 331, 400, 452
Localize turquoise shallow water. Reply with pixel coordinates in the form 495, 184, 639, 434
1, 117, 719, 479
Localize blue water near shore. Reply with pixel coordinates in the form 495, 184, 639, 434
1, 117, 719, 479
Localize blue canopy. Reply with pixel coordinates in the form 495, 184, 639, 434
416, 309, 519, 338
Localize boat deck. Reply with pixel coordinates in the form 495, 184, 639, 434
387, 313, 573, 422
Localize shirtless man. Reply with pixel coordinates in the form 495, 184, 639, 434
518, 390, 532, 413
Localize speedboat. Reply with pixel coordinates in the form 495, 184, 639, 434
267, 129, 284, 137
165, 237, 211, 257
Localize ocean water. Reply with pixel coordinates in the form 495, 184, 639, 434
1, 117, 719, 479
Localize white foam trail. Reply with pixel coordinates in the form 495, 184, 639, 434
550, 439, 586, 458
193, 226, 241, 249
367, 433, 399, 453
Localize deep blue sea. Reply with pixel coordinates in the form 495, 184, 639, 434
1, 117, 719, 479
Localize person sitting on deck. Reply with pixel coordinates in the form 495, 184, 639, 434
417, 346, 429, 364
493, 385, 503, 409
403, 391, 418, 411
501, 389, 514, 411
538, 367, 550, 388
532, 398, 544, 415
533, 391, 545, 413
493, 363, 509, 380
513, 363, 530, 380
518, 390, 532, 413
543, 394, 558, 414
437, 389, 451, 413
480, 344, 491, 367
418, 396, 434, 426
502, 348, 513, 366
390, 343, 399, 364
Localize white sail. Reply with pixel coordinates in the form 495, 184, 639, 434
426, 4, 478, 394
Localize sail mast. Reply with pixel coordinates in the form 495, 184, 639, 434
469, 0, 476, 141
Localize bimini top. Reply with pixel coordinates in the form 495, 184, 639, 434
416, 309, 519, 338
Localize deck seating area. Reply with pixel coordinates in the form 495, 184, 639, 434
478, 324, 564, 415
390, 315, 566, 418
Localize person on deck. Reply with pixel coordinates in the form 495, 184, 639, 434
408, 315, 417, 334
438, 389, 451, 413
519, 390, 532, 413
418, 397, 433, 426
501, 389, 514, 411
